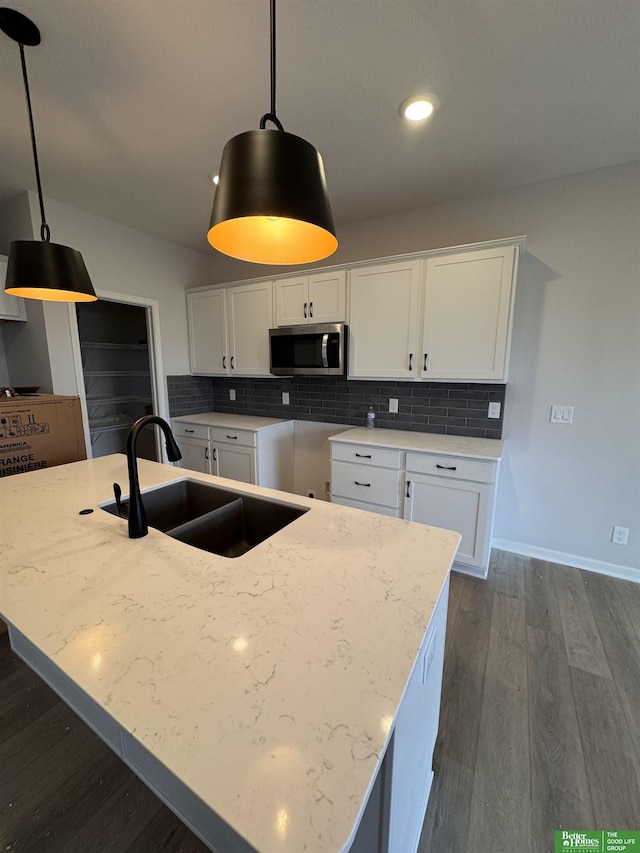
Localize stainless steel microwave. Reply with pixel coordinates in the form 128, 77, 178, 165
269, 323, 348, 376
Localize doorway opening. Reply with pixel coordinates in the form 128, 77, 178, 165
76, 299, 158, 461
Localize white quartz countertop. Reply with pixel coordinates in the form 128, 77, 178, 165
171, 412, 292, 430
329, 427, 504, 460
0, 456, 458, 853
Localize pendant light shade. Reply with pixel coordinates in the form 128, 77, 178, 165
1, 7, 97, 303
208, 129, 337, 266
5, 240, 96, 302
207, 0, 337, 266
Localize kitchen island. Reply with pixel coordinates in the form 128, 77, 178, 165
0, 455, 459, 852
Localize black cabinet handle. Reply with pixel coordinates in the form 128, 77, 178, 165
354, 481, 371, 487
409, 353, 413, 370
213, 448, 218, 462
355, 453, 372, 458
436, 464, 457, 470
226, 434, 238, 440
205, 447, 209, 460
406, 480, 411, 498
185, 428, 194, 433
230, 356, 235, 369
304, 302, 307, 318
309, 301, 313, 318
423, 353, 428, 370
223, 356, 226, 369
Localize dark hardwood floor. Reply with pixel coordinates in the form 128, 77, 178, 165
1, 551, 639, 852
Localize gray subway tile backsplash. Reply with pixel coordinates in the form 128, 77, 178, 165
167, 375, 505, 438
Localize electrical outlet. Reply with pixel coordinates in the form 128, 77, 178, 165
229, 389, 236, 401
307, 490, 316, 499
612, 526, 629, 546
389, 398, 399, 413
488, 402, 501, 419
282, 392, 290, 405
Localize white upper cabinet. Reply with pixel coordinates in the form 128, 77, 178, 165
420, 245, 517, 381
187, 280, 273, 377
275, 270, 346, 326
227, 280, 273, 375
348, 260, 421, 379
188, 289, 228, 375
0, 255, 27, 321
187, 238, 523, 383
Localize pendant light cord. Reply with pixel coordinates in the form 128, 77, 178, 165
260, 0, 284, 131
19, 42, 50, 242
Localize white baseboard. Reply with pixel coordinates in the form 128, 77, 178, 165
492, 538, 640, 585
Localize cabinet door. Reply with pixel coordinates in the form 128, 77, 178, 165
421, 245, 516, 381
175, 437, 212, 474
348, 261, 421, 379
213, 443, 256, 484
308, 270, 346, 323
187, 290, 229, 375
403, 472, 491, 569
227, 281, 274, 375
275, 277, 308, 326
0, 256, 27, 321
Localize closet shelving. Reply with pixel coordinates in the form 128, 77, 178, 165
80, 341, 154, 457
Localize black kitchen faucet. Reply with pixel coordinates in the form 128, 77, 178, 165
122, 416, 182, 539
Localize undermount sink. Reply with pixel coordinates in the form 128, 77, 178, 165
101, 478, 308, 558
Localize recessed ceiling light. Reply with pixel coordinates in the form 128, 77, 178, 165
399, 96, 437, 122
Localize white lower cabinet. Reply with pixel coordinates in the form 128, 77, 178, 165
171, 416, 294, 491
330, 434, 501, 577
210, 427, 256, 485
330, 442, 403, 517
171, 421, 212, 474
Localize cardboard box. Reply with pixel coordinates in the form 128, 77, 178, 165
0, 394, 87, 478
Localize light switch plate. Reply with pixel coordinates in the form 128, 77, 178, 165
282, 392, 290, 405
550, 405, 574, 423
389, 398, 399, 413
229, 389, 236, 401
488, 402, 501, 419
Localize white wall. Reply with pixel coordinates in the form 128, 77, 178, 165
0, 191, 212, 396
207, 161, 640, 575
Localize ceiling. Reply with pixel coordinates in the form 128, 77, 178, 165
1, 1, 638, 254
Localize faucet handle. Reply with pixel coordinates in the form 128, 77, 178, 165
113, 482, 128, 519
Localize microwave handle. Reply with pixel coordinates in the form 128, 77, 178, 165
321, 333, 329, 368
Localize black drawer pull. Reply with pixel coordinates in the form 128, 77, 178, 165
355, 453, 372, 458
406, 480, 411, 498
354, 481, 371, 487
185, 428, 194, 433
205, 447, 209, 460
423, 353, 428, 370
436, 464, 457, 470
213, 448, 217, 462
409, 352, 413, 370
226, 434, 238, 440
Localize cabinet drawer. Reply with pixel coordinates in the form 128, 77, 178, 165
331, 442, 402, 470
171, 421, 210, 441
210, 426, 256, 447
332, 461, 402, 507
406, 452, 496, 483
331, 496, 400, 518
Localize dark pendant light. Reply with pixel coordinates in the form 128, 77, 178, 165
0, 8, 97, 302
208, 0, 337, 266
